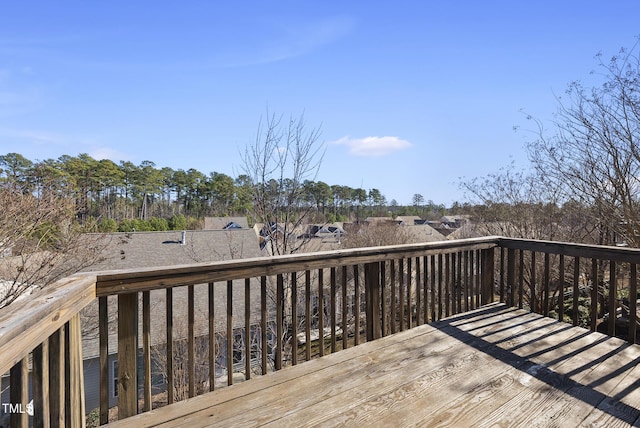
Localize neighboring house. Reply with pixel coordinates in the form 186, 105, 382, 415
304, 224, 345, 241
203, 216, 250, 230
254, 222, 299, 254
364, 216, 401, 225
79, 229, 266, 413
394, 216, 422, 226
440, 215, 470, 229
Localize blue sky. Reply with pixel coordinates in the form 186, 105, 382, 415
1, 1, 639, 206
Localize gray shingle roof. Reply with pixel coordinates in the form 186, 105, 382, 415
80, 229, 266, 359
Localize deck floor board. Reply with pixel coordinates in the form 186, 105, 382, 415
108, 303, 640, 427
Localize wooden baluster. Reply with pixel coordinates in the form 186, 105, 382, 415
406, 258, 412, 329
10, 356, 29, 428
330, 268, 337, 353
342, 266, 348, 350
166, 288, 174, 402
518, 250, 524, 309
506, 248, 515, 309
423, 256, 429, 324
143, 291, 152, 410
99, 295, 109, 424
572, 258, 580, 326
558, 255, 565, 322
476, 249, 482, 308
33, 342, 50, 426
500, 247, 505, 303
276, 274, 283, 370
67, 314, 85, 427
630, 264, 637, 343
227, 280, 233, 383
399, 259, 405, 330
431, 255, 437, 321
305, 271, 312, 360
189, 284, 196, 394
447, 253, 452, 316
416, 257, 422, 325
365, 262, 381, 341
380, 261, 387, 337
390, 260, 396, 334
261, 276, 267, 375
49, 327, 65, 427
530, 252, 537, 313
291, 272, 298, 365
468, 252, 475, 311
463, 251, 469, 312
208, 283, 215, 391
544, 253, 551, 317
608, 261, 616, 337
591, 259, 598, 331
354, 265, 360, 345
245, 278, 251, 379
437, 254, 443, 318
318, 269, 324, 357
456, 252, 461, 312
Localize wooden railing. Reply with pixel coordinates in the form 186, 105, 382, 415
499, 237, 640, 343
94, 236, 497, 423
2, 235, 640, 426
0, 274, 96, 427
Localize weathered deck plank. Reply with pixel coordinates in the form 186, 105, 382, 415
107, 303, 640, 427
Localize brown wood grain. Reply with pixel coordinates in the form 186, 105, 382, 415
104, 304, 640, 428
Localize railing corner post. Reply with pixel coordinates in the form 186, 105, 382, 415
481, 248, 495, 305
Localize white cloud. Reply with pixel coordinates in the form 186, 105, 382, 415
89, 146, 132, 162
331, 136, 413, 157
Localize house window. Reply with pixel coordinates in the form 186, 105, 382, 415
112, 360, 119, 397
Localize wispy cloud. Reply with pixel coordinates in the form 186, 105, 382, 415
206, 15, 356, 69
0, 127, 132, 162
0, 128, 68, 145
259, 15, 354, 64
331, 136, 413, 157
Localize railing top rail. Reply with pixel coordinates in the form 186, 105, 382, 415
8, 234, 639, 376
0, 273, 96, 375
498, 237, 640, 263
94, 236, 502, 296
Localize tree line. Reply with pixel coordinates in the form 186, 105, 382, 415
0, 152, 434, 230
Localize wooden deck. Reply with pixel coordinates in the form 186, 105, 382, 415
110, 303, 640, 427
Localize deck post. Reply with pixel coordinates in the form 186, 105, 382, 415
118, 292, 139, 419
365, 262, 381, 341
481, 248, 495, 305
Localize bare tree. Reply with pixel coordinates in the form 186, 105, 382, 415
0, 187, 106, 308
341, 221, 412, 249
528, 42, 640, 247
460, 164, 589, 241
240, 111, 324, 256
239, 111, 325, 365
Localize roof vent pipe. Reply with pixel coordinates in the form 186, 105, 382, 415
181, 231, 186, 245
